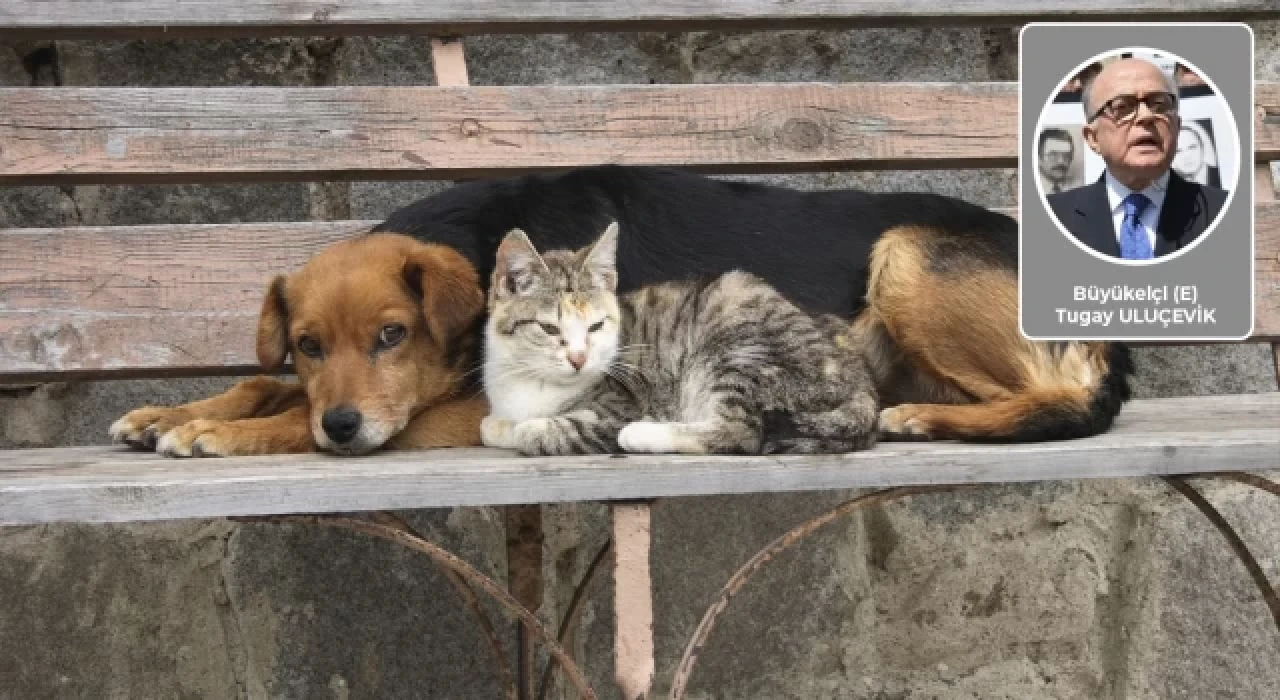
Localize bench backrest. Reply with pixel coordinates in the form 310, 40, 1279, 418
1, 3, 1278, 383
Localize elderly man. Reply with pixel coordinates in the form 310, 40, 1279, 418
1047, 58, 1228, 261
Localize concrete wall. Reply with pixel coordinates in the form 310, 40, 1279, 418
2, 23, 1279, 700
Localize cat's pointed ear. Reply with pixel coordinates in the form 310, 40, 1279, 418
493, 228, 548, 299
581, 221, 619, 292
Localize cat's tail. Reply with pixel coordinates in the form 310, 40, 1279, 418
759, 393, 879, 454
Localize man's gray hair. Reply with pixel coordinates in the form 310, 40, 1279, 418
1081, 58, 1179, 120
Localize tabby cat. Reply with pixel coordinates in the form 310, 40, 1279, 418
480, 222, 878, 456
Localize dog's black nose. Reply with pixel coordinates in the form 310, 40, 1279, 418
322, 406, 363, 444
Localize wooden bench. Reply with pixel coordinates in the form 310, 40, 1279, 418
3, 3, 1280, 699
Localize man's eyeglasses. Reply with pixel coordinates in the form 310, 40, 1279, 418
1089, 92, 1178, 123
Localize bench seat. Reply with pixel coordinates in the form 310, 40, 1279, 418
3, 393, 1277, 525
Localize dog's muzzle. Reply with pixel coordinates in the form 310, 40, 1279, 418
321, 406, 363, 446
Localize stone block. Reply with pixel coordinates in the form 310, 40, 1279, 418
0, 520, 243, 698
1130, 344, 1280, 398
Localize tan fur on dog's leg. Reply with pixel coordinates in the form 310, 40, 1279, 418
867, 226, 1116, 441
111, 376, 307, 450
389, 395, 490, 449
157, 405, 315, 458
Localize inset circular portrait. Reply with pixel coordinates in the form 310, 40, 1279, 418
1033, 48, 1240, 265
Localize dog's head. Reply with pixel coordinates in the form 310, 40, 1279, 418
256, 233, 485, 455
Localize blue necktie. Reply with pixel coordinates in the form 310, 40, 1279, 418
1119, 192, 1153, 260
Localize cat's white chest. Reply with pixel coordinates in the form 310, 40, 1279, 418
486, 376, 584, 422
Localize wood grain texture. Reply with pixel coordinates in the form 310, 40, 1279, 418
1260, 201, 1280, 340
1260, 82, 1280, 162
1259, 163, 1277, 203
0, 393, 1276, 525
2, 82, 1274, 185
2, 1, 1276, 38
3, 203, 1277, 379
0, 221, 376, 378
430, 37, 469, 87
0, 82, 1014, 183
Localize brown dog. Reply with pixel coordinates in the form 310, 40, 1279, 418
110, 233, 490, 456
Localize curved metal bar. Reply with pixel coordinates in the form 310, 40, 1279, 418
241, 514, 599, 700
1195, 471, 1280, 499
370, 512, 518, 700
1163, 477, 1280, 633
538, 538, 614, 700
668, 484, 971, 700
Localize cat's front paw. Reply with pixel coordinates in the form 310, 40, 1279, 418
512, 418, 564, 456
481, 415, 519, 449
617, 421, 677, 453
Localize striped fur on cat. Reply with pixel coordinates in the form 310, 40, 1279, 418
480, 222, 878, 456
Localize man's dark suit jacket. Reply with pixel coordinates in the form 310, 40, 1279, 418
1046, 171, 1228, 259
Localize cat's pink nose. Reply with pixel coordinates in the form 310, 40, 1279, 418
567, 351, 587, 370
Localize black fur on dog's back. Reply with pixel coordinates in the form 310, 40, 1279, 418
374, 165, 1016, 320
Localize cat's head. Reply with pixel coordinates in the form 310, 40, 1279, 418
485, 222, 622, 385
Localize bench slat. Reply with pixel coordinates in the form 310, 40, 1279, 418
1260, 82, 1280, 161
0, 83, 1020, 183
0, 221, 373, 380
3, 1, 1277, 39
1, 393, 1276, 525
3, 83, 1274, 184
2, 204, 1277, 379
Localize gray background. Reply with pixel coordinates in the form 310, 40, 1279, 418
1020, 24, 1254, 340
2, 23, 1279, 700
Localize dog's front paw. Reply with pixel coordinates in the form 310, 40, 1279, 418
155, 420, 233, 458
109, 406, 194, 450
877, 405, 932, 441
617, 421, 676, 453
480, 415, 519, 449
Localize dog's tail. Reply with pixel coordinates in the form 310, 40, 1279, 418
863, 224, 1134, 443
987, 341, 1134, 442
880, 342, 1134, 443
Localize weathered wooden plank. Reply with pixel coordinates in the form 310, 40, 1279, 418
1259, 83, 1280, 162
2, 202, 1276, 379
0, 221, 374, 379
1260, 199, 1280, 340
430, 36, 469, 87
1258, 163, 1277, 203
2, 1, 1276, 39
0, 393, 1276, 525
2, 82, 1274, 185
0, 82, 1014, 183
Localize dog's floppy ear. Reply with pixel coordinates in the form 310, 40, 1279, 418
256, 274, 290, 370
404, 243, 485, 346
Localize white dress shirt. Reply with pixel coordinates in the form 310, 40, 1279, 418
1105, 170, 1169, 251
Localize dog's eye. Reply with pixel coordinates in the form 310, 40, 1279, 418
296, 335, 322, 359
378, 324, 407, 349
539, 322, 560, 335
588, 321, 604, 332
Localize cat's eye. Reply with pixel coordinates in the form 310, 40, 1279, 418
296, 335, 322, 359
377, 323, 407, 349
539, 322, 560, 335
588, 321, 604, 332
